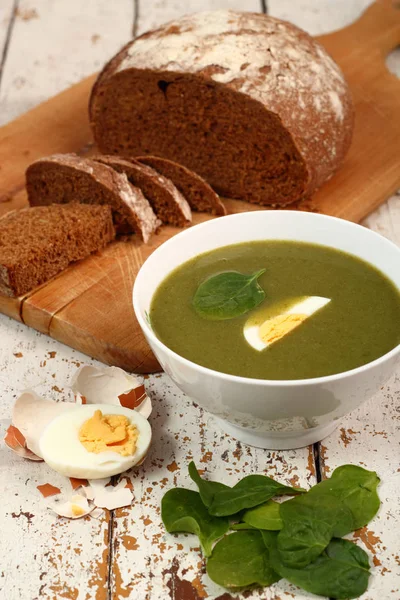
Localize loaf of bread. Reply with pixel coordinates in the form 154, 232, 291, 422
26, 153, 161, 241
93, 156, 192, 226
89, 10, 354, 206
137, 156, 226, 215
0, 204, 115, 297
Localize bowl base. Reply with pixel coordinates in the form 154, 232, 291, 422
214, 418, 339, 450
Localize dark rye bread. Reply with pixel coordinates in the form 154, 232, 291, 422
93, 156, 192, 227
89, 11, 354, 206
26, 153, 161, 241
137, 156, 226, 216
0, 204, 115, 297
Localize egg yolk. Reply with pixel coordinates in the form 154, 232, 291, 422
259, 313, 307, 344
71, 504, 85, 516
79, 410, 138, 456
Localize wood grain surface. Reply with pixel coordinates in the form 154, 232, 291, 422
0, 0, 399, 373
0, 2, 399, 599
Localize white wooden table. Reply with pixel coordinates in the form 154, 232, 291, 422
0, 1, 399, 599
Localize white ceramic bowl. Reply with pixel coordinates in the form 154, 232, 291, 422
133, 211, 400, 449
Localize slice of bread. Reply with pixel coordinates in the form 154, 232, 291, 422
0, 204, 115, 297
93, 156, 192, 227
137, 155, 226, 216
26, 153, 160, 241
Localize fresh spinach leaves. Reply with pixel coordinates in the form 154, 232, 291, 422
206, 530, 280, 588
190, 463, 303, 516
209, 475, 303, 517
161, 463, 380, 599
188, 461, 228, 508
230, 522, 257, 530
242, 500, 283, 530
276, 465, 380, 568
307, 464, 381, 534
270, 536, 370, 599
277, 492, 354, 568
161, 488, 228, 556
193, 269, 266, 320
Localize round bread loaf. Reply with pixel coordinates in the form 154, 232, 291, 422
89, 10, 354, 206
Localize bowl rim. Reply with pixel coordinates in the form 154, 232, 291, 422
133, 210, 400, 387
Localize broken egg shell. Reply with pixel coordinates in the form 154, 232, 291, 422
69, 477, 89, 490
71, 365, 152, 418
133, 396, 152, 419
113, 478, 130, 493
88, 477, 111, 489
4, 424, 43, 461
118, 384, 146, 409
12, 390, 78, 458
70, 484, 95, 501
88, 478, 134, 510
80, 485, 95, 501
48, 493, 94, 519
37, 483, 61, 498
74, 393, 87, 405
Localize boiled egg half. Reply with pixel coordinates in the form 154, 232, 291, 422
39, 403, 152, 479
244, 296, 331, 351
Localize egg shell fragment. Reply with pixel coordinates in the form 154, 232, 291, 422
71, 365, 152, 418
37, 483, 61, 498
69, 477, 89, 490
48, 493, 94, 519
4, 424, 43, 461
39, 404, 152, 479
88, 478, 134, 510
12, 390, 75, 457
90, 508, 104, 519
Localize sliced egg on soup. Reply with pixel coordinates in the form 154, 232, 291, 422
244, 296, 331, 351
39, 404, 152, 479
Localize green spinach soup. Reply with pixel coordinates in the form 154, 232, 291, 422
150, 241, 400, 380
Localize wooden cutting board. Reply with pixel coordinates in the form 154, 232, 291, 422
0, 0, 399, 373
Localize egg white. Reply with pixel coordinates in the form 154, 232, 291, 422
39, 404, 152, 479
244, 296, 331, 351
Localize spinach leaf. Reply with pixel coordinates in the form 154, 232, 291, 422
308, 465, 380, 534
230, 522, 257, 530
260, 529, 279, 549
270, 537, 370, 599
276, 466, 379, 568
277, 492, 354, 568
206, 530, 280, 588
161, 488, 229, 557
243, 500, 283, 530
193, 269, 266, 320
189, 463, 302, 517
209, 474, 304, 517
188, 461, 228, 508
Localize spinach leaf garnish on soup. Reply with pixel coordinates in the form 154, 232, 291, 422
150, 241, 400, 379
193, 269, 266, 320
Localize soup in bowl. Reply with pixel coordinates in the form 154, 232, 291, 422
133, 211, 400, 449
